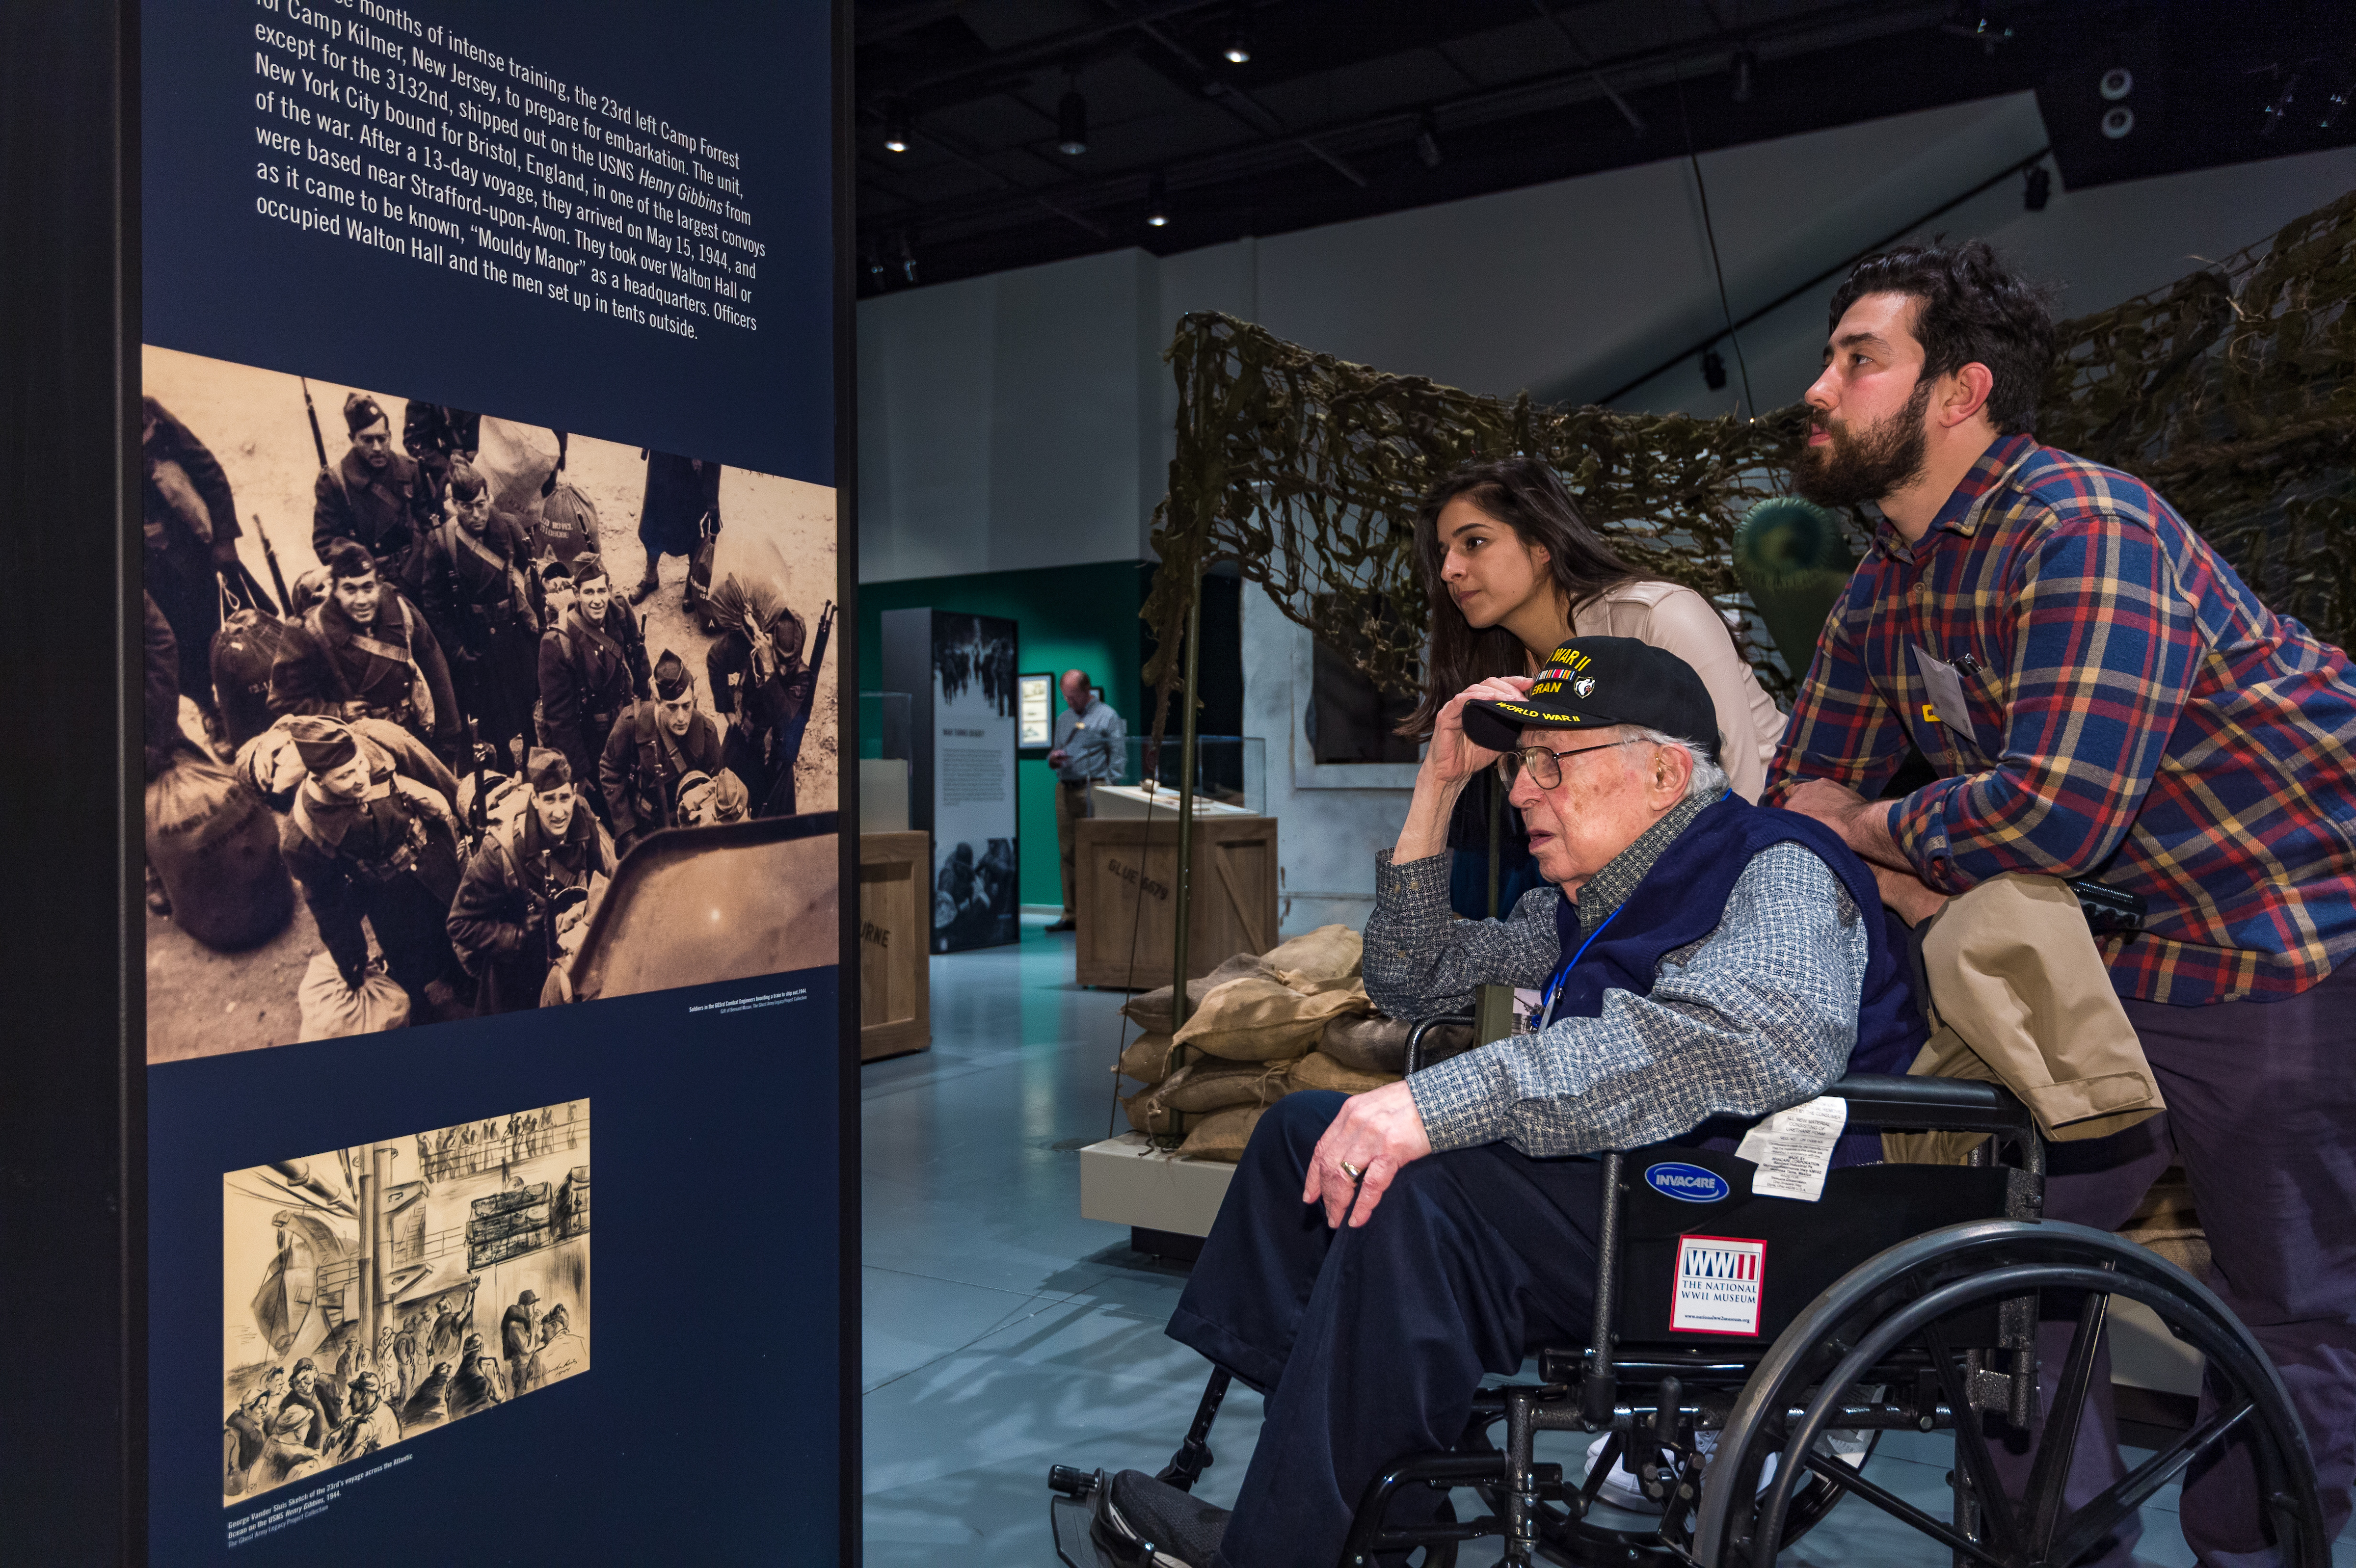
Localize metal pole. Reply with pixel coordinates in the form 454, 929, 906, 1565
1170, 563, 1205, 1031
371, 1147, 394, 1355
357, 1153, 376, 1354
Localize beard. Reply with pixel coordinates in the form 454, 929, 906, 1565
1792, 378, 1932, 509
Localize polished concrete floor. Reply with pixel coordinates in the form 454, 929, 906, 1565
861, 915, 2354, 1567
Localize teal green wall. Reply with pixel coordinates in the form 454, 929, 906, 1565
859, 561, 1152, 907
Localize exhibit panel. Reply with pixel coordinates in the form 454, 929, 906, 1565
127, 1, 857, 1559
880, 607, 1021, 953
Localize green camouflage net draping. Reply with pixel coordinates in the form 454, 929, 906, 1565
1142, 186, 2356, 739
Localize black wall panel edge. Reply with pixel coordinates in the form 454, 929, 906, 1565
834, 0, 863, 1560
0, 0, 138, 1557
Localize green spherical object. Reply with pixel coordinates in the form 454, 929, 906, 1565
1735, 496, 1850, 582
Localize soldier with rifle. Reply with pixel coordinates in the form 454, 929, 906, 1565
402, 400, 480, 512
599, 651, 725, 854
276, 715, 467, 1017
708, 599, 829, 816
140, 395, 245, 734
310, 390, 433, 584
538, 558, 650, 806
268, 541, 463, 764
448, 748, 615, 1014
414, 459, 539, 770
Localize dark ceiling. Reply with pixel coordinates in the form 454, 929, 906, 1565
853, 0, 2356, 295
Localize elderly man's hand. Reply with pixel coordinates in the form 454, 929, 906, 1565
1424, 676, 1533, 786
1302, 1081, 1433, 1229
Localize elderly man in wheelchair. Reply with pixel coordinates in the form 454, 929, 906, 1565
1052, 638, 2327, 1568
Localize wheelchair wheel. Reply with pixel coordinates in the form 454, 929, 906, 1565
1454, 1412, 1873, 1565
1692, 1220, 2329, 1568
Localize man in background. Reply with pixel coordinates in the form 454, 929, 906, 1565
449, 749, 615, 1013
312, 394, 432, 583
1046, 669, 1125, 933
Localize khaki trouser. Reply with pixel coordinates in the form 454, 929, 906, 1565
1884, 872, 2165, 1164
1055, 780, 1091, 917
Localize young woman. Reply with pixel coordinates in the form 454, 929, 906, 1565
1403, 456, 1785, 914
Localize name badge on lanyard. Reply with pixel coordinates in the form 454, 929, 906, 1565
1912, 644, 1982, 754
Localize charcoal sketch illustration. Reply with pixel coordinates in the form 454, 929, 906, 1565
221, 1100, 591, 1504
142, 345, 841, 1063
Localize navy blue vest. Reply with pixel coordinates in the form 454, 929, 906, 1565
1542, 793, 1926, 1158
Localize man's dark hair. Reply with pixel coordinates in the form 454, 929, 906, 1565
1827, 240, 2059, 436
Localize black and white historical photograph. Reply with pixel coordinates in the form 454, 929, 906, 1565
221, 1099, 591, 1505
142, 345, 841, 1062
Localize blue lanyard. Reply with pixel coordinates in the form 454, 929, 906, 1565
1538, 903, 1623, 1027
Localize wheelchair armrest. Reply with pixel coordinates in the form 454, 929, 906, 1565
1403, 1011, 1476, 1076
1827, 1072, 2037, 1144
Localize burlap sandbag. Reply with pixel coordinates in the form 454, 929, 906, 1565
1176, 1103, 1265, 1164
1118, 1032, 1176, 1086
1264, 924, 1363, 993
1120, 952, 1274, 1034
1288, 1050, 1399, 1096
1175, 977, 1370, 1062
1158, 1057, 1292, 1114
2118, 1165, 2209, 1278
1123, 1087, 1178, 1138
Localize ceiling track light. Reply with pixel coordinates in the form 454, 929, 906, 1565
883, 100, 912, 154
1056, 90, 1089, 156
1222, 26, 1251, 65
1413, 112, 1442, 169
1146, 172, 1170, 228
2023, 164, 2051, 211
1730, 46, 1756, 104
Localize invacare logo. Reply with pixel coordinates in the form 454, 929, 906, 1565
1644, 1162, 1730, 1203
1671, 1234, 1765, 1336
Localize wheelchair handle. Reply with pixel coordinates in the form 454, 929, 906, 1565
1822, 1073, 2041, 1169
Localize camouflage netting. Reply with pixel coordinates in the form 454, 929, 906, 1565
1142, 187, 2356, 738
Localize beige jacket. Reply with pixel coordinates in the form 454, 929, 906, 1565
1572, 581, 1783, 801
1882, 873, 2166, 1165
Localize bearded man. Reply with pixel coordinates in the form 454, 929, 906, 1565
1769, 239, 2356, 1564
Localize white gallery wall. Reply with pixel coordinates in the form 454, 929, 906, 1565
857, 91, 2356, 929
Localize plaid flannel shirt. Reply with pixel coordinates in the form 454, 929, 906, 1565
1767, 433, 2356, 1006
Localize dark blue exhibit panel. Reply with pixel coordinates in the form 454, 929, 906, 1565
142, 0, 834, 484
151, 970, 841, 1566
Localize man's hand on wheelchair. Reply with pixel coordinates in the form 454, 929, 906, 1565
1303, 1082, 1434, 1229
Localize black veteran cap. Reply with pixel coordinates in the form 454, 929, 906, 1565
1462, 636, 1720, 761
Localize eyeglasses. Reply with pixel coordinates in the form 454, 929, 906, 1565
1495, 737, 1641, 790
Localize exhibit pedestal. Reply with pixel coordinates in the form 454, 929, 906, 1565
1078, 1133, 1235, 1239
859, 831, 933, 1061
1073, 814, 1279, 988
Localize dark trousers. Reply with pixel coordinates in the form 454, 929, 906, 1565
1166, 1092, 1604, 1568
1055, 780, 1090, 916
1993, 958, 2356, 1567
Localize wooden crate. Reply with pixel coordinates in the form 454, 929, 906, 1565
1074, 814, 1279, 989
858, 831, 931, 1061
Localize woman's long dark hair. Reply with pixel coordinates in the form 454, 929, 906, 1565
1400, 456, 1657, 738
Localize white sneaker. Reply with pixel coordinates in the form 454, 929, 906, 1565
1583, 1428, 1869, 1510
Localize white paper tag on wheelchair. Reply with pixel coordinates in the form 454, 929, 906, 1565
1670, 1234, 1767, 1336
1732, 1095, 1848, 1201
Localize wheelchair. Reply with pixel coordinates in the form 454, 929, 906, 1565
1051, 1016, 2329, 1568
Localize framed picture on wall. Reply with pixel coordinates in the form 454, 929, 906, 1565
1018, 671, 1055, 751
